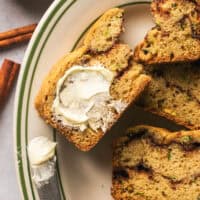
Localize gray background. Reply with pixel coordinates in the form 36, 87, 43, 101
0, 0, 52, 199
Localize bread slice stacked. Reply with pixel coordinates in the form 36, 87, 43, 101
35, 8, 151, 151
112, 1, 200, 199
134, 0, 200, 64
134, 0, 200, 130
112, 125, 200, 200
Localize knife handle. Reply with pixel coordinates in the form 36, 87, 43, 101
37, 172, 62, 200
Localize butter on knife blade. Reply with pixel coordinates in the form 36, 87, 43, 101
28, 136, 61, 200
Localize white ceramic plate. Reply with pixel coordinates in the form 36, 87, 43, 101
14, 0, 182, 199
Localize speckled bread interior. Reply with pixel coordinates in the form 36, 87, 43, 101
133, 0, 200, 130
134, 0, 200, 64
137, 61, 200, 130
35, 8, 151, 151
112, 125, 200, 200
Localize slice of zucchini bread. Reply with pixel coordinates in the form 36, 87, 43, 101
137, 61, 200, 130
134, 0, 200, 64
112, 125, 200, 200
35, 8, 151, 151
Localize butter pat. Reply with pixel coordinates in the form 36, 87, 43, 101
28, 137, 58, 189
28, 136, 56, 166
52, 65, 127, 132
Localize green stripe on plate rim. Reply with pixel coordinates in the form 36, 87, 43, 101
16, 0, 77, 199
16, 1, 150, 199
25, 0, 78, 199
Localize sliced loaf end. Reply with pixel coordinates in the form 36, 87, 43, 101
134, 0, 200, 64
134, 26, 200, 64
35, 8, 151, 151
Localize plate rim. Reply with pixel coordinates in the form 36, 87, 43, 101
13, 0, 151, 199
13, 0, 77, 199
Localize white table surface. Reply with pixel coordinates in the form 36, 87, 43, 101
0, 0, 53, 199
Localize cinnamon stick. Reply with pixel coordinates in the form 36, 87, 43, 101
0, 59, 20, 106
0, 33, 33, 48
0, 24, 37, 49
0, 24, 37, 40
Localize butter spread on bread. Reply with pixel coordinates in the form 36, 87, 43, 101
52, 64, 126, 132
